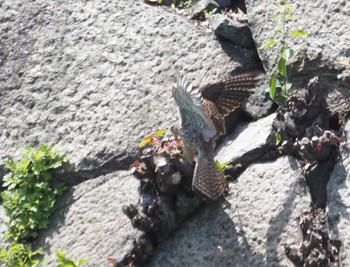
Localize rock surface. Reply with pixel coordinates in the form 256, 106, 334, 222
246, 0, 350, 78
147, 156, 310, 267
0, 0, 349, 266
0, 0, 260, 181
34, 171, 141, 266
0, 206, 8, 247
215, 113, 276, 165
327, 121, 350, 267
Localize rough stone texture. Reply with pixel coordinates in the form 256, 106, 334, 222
327, 121, 350, 267
0, 205, 8, 247
0, 0, 260, 181
1, 0, 348, 266
34, 171, 141, 266
215, 114, 275, 164
245, 0, 350, 78
210, 14, 256, 49
147, 156, 310, 267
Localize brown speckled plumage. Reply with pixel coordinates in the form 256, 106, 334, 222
172, 71, 262, 200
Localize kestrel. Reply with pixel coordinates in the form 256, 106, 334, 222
172, 71, 263, 200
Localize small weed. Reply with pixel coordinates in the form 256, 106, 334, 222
1, 144, 68, 241
203, 8, 217, 20
54, 251, 88, 267
0, 145, 90, 266
0, 242, 43, 267
177, 0, 194, 9
215, 159, 232, 179
260, 0, 310, 105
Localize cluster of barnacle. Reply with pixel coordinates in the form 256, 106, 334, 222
285, 208, 340, 267
117, 131, 203, 267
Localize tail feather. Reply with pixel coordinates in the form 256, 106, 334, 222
192, 156, 226, 200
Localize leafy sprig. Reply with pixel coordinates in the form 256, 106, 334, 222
260, 0, 310, 105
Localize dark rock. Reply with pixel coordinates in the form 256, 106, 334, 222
285, 208, 340, 267
210, 14, 256, 49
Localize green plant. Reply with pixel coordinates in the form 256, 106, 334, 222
172, 0, 194, 9
203, 7, 217, 20
215, 159, 233, 179
0, 242, 43, 267
54, 251, 88, 267
1, 144, 68, 241
138, 129, 167, 147
215, 159, 231, 172
260, 0, 310, 105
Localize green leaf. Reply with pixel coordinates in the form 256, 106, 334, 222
155, 129, 167, 137
138, 135, 154, 148
5, 159, 17, 172
272, 14, 279, 24
283, 82, 293, 96
269, 75, 277, 100
278, 57, 287, 76
49, 161, 63, 169
275, 133, 283, 145
286, 6, 294, 14
287, 15, 298, 21
1, 144, 68, 243
78, 259, 88, 265
281, 47, 295, 61
259, 39, 277, 49
290, 30, 310, 37
339, 58, 350, 67
274, 95, 287, 106
215, 160, 231, 171
42, 172, 52, 181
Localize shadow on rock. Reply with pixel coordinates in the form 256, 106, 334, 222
33, 187, 74, 252
147, 201, 271, 267
265, 178, 301, 264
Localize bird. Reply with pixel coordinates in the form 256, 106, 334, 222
172, 71, 263, 200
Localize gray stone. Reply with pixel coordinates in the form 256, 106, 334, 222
34, 171, 141, 266
0, 205, 8, 248
0, 0, 260, 181
191, 0, 219, 17
147, 156, 310, 267
243, 74, 274, 120
245, 0, 350, 79
215, 114, 276, 165
210, 14, 256, 49
327, 121, 350, 266
2, 0, 347, 266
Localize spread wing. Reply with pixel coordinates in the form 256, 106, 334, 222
199, 71, 263, 136
174, 75, 217, 142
